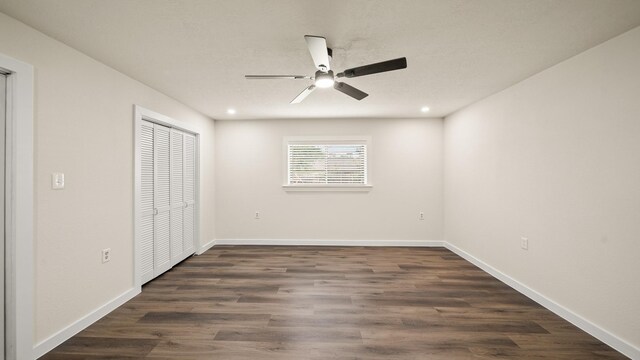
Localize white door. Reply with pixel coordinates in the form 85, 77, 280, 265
170, 129, 184, 266
183, 132, 196, 257
153, 124, 172, 277
137, 115, 198, 285
139, 120, 155, 284
1, 73, 6, 360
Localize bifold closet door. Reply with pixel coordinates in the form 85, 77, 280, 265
139, 120, 155, 283
170, 129, 185, 266
183, 132, 196, 256
171, 130, 196, 263
139, 119, 196, 284
153, 124, 172, 276
139, 120, 172, 283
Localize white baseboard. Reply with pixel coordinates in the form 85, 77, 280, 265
31, 242, 638, 360
197, 239, 216, 254
444, 242, 639, 360
33, 286, 141, 359
212, 239, 445, 247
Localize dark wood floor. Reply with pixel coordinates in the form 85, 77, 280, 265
42, 246, 627, 359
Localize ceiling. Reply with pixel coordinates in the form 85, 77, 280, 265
1, 0, 639, 120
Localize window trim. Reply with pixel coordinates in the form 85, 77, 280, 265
283, 136, 372, 191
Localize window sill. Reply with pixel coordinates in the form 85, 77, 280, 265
282, 184, 373, 192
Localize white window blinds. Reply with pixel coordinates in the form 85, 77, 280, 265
288, 143, 367, 185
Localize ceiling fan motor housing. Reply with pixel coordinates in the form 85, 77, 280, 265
315, 70, 334, 88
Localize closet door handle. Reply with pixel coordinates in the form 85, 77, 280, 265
184, 202, 188, 208
154, 208, 159, 215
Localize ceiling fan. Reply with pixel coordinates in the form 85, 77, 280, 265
245, 35, 407, 104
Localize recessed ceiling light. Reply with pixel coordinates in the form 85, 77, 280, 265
227, 108, 237, 115
421, 106, 430, 113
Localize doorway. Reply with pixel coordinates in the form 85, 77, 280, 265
1, 71, 6, 360
0, 52, 34, 360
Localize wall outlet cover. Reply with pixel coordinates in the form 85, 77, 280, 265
102, 248, 111, 263
52, 172, 65, 190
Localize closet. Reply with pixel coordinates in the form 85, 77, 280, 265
139, 119, 197, 284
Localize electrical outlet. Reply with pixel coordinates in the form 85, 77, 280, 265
52, 172, 65, 190
419, 211, 425, 220
255, 211, 260, 220
520, 237, 529, 250
102, 248, 111, 263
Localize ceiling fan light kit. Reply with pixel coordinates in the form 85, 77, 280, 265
314, 70, 334, 88
245, 35, 407, 104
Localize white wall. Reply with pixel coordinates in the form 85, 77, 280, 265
444, 26, 640, 353
215, 118, 442, 241
0, 12, 215, 344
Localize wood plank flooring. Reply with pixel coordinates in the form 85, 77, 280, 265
41, 246, 627, 359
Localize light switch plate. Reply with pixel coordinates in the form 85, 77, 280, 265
52, 172, 65, 190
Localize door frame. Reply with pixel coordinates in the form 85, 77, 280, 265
133, 105, 200, 288
0, 53, 34, 360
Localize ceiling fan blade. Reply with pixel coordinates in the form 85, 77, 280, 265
337, 57, 407, 78
334, 82, 368, 100
304, 35, 331, 72
245, 75, 310, 79
290, 85, 316, 104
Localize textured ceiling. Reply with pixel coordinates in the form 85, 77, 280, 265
1, 0, 639, 120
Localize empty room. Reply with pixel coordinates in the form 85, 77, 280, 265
0, 0, 639, 359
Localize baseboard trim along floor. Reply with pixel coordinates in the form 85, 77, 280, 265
212, 239, 446, 247
208, 239, 638, 359
33, 287, 141, 359
442, 242, 638, 360
36, 240, 638, 359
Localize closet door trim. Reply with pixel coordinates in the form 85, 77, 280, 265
134, 105, 200, 287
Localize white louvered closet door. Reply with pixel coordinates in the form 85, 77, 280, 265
138, 118, 197, 285
170, 129, 185, 266
183, 132, 196, 256
153, 124, 172, 277
139, 120, 156, 284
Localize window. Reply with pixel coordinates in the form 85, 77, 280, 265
284, 137, 371, 190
